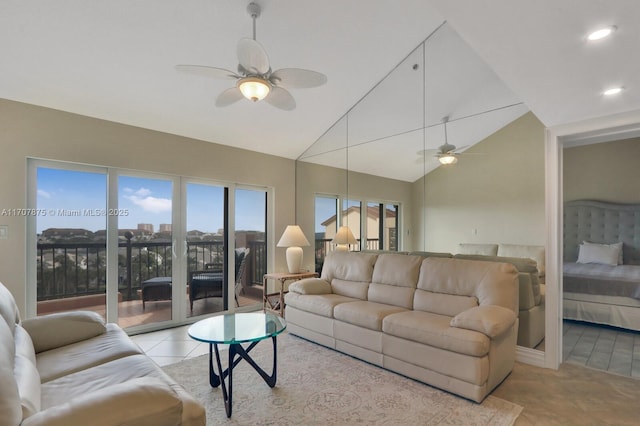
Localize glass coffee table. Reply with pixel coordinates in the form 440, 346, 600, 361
188, 312, 286, 417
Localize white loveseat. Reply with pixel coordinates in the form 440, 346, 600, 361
284, 252, 519, 402
0, 282, 205, 426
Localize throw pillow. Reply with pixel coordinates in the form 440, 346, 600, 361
582, 241, 623, 264
577, 242, 620, 266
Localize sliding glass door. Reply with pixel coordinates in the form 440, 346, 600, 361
234, 187, 267, 309
34, 166, 108, 317
116, 174, 176, 329
28, 159, 270, 331
185, 182, 227, 317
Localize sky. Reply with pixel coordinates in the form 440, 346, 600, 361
36, 168, 265, 234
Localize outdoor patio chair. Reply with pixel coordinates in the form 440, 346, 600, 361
189, 247, 250, 312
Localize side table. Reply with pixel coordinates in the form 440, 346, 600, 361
263, 271, 318, 316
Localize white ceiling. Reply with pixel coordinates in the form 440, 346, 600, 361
429, 0, 640, 128
0, 0, 443, 159
2, 1, 639, 177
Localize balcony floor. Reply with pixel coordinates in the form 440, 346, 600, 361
38, 293, 262, 329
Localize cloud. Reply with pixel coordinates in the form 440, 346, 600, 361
125, 194, 171, 213
133, 188, 152, 197
37, 189, 51, 199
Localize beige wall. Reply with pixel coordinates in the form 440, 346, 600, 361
564, 137, 640, 203
411, 112, 546, 253
0, 99, 296, 315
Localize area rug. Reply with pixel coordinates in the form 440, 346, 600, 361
163, 333, 522, 425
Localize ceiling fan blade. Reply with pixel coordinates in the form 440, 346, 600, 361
215, 87, 244, 107
265, 86, 296, 110
439, 143, 457, 153
175, 65, 239, 79
270, 68, 327, 88
237, 38, 270, 75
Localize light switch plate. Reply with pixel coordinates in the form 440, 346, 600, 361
0, 225, 8, 239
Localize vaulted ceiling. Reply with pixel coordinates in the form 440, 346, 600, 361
2, 1, 639, 180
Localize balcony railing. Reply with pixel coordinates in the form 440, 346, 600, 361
314, 238, 383, 273
37, 238, 267, 302
37, 237, 391, 303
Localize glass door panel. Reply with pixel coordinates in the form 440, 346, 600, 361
35, 167, 108, 317
234, 188, 266, 308
365, 202, 399, 251
385, 203, 399, 251
185, 182, 226, 317
117, 175, 173, 328
343, 199, 362, 251
315, 196, 338, 272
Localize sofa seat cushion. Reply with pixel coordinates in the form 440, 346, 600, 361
284, 292, 357, 318
41, 354, 164, 408
36, 323, 142, 383
28, 376, 183, 426
39, 353, 205, 426
334, 301, 407, 331
382, 310, 490, 357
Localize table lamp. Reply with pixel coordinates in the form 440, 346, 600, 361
277, 225, 310, 273
332, 225, 357, 252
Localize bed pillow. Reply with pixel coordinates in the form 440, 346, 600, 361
582, 241, 623, 264
577, 242, 621, 266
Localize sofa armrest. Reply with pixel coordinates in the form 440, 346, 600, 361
450, 305, 516, 338
289, 278, 332, 295
21, 377, 184, 426
21, 311, 106, 353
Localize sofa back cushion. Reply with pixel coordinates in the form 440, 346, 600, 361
0, 319, 22, 426
368, 254, 421, 309
321, 252, 377, 300
413, 290, 478, 317
458, 243, 498, 256
14, 325, 41, 419
0, 282, 20, 334
498, 243, 546, 277
454, 254, 541, 309
416, 257, 519, 314
408, 251, 453, 258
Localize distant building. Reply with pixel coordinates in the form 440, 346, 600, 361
137, 223, 154, 233
159, 223, 171, 232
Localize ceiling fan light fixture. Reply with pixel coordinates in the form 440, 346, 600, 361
603, 86, 623, 96
238, 76, 271, 102
587, 26, 616, 41
439, 154, 458, 165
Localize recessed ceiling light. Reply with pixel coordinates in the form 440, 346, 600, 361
587, 26, 617, 41
603, 87, 623, 96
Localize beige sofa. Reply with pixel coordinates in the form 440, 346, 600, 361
458, 243, 546, 283
454, 254, 545, 348
0, 282, 205, 426
284, 252, 519, 402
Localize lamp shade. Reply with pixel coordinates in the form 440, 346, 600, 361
277, 225, 310, 248
332, 226, 357, 245
277, 225, 310, 273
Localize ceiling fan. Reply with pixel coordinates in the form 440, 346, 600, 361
417, 116, 478, 165
176, 2, 327, 111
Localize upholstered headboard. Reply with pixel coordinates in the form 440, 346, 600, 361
564, 200, 640, 263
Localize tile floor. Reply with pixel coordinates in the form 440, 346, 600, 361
563, 319, 640, 378
129, 324, 213, 366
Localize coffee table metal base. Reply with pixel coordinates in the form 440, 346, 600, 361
208, 336, 278, 418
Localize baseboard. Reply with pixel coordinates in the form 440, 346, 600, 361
516, 345, 545, 367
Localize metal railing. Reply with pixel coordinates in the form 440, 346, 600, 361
314, 238, 383, 273
37, 238, 267, 302
37, 236, 393, 302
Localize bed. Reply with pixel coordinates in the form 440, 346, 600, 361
563, 200, 640, 331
